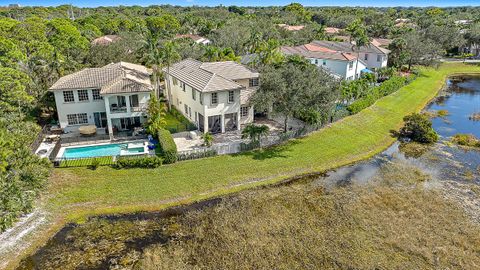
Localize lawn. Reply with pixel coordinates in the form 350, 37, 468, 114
49, 63, 480, 220
164, 108, 196, 133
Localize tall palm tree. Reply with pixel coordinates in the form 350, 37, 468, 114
346, 20, 369, 79
141, 32, 162, 97
160, 40, 180, 110
241, 124, 270, 145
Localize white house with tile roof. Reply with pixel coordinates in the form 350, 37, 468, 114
163, 59, 259, 134
49, 62, 153, 139
310, 40, 390, 71
281, 43, 367, 80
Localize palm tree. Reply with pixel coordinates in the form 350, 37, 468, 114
201, 132, 214, 147
241, 124, 270, 145
346, 20, 369, 79
160, 40, 180, 110
141, 32, 162, 97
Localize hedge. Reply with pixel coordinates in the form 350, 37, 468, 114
347, 76, 408, 114
158, 128, 178, 164
115, 156, 163, 169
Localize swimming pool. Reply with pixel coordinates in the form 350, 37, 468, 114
62, 142, 146, 159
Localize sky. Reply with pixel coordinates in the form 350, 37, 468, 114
1, 0, 479, 8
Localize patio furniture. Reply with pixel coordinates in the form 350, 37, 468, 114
189, 131, 197, 140
79, 125, 97, 136
45, 134, 60, 142
50, 126, 63, 135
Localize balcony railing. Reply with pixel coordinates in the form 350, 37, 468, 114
110, 106, 127, 113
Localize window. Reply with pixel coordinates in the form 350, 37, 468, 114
130, 94, 139, 108
184, 104, 188, 114
348, 62, 354, 70
200, 93, 203, 105
92, 89, 102, 100
77, 113, 88, 124
67, 114, 78, 125
377, 55, 382, 62
314, 59, 319, 65
67, 113, 88, 125
249, 78, 259, 87
241, 106, 249, 117
228, 91, 234, 103
78, 89, 89, 102
192, 89, 196, 100
211, 93, 218, 105
322, 60, 327, 66
364, 54, 369, 61
181, 82, 186, 92
188, 106, 192, 118
195, 112, 198, 122
173, 77, 178, 86
63, 91, 74, 103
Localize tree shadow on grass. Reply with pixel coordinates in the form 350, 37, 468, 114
235, 140, 301, 161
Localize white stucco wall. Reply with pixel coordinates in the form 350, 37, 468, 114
53, 89, 151, 132
358, 52, 388, 70
309, 58, 366, 80
53, 89, 106, 132
166, 74, 255, 132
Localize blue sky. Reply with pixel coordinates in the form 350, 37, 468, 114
1, 0, 478, 7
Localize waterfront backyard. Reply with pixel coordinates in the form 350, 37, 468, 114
12, 63, 480, 269
3, 63, 480, 269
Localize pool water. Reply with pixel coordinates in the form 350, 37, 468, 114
62, 143, 144, 159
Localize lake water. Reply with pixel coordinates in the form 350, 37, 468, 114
15, 76, 480, 269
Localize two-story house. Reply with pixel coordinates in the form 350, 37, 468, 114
310, 40, 390, 71
49, 62, 153, 139
163, 59, 259, 134
281, 43, 367, 80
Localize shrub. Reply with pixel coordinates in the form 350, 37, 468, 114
158, 128, 177, 164
348, 76, 408, 114
451, 134, 480, 148
399, 113, 438, 144
115, 156, 163, 169
89, 158, 100, 170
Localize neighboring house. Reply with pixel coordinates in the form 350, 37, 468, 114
371, 38, 392, 49
163, 59, 259, 134
49, 62, 153, 139
281, 43, 367, 80
277, 24, 305, 31
91, 35, 121, 46
309, 40, 389, 71
325, 27, 343, 35
174, 34, 211, 45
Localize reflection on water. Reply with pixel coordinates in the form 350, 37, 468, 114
428, 76, 480, 138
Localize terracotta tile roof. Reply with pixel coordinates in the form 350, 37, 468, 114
277, 24, 305, 31
311, 40, 390, 55
49, 62, 153, 95
91, 35, 121, 46
165, 59, 258, 93
281, 44, 358, 62
371, 38, 392, 48
174, 34, 211, 44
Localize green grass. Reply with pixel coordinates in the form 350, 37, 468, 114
164, 108, 195, 133
49, 63, 480, 219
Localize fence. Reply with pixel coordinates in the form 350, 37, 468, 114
165, 123, 197, 134
60, 133, 147, 145
30, 125, 49, 153
176, 126, 317, 161
53, 153, 148, 168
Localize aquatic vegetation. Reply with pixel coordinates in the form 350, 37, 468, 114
451, 134, 480, 148
469, 112, 480, 121
399, 142, 430, 158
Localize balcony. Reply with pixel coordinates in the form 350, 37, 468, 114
110, 103, 147, 114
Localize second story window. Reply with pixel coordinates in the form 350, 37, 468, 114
78, 89, 89, 102
228, 91, 234, 103
200, 93, 203, 105
211, 93, 218, 105
249, 78, 259, 87
323, 60, 327, 65
192, 89, 196, 100
377, 55, 382, 62
348, 62, 354, 70
314, 59, 319, 65
63, 90, 74, 103
173, 77, 178, 86
181, 82, 186, 92
92, 89, 102, 100
364, 54, 369, 61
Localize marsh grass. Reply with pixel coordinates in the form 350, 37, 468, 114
135, 163, 480, 270
398, 142, 431, 158
451, 133, 480, 148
